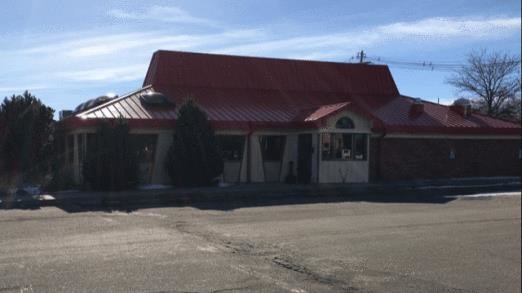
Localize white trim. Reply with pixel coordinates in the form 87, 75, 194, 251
130, 128, 173, 135
318, 128, 370, 134
248, 128, 319, 135
215, 130, 249, 135
69, 127, 96, 134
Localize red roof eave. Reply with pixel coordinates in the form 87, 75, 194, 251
61, 116, 317, 132
385, 125, 521, 136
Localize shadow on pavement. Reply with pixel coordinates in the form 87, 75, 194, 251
3, 184, 519, 214
50, 190, 460, 214
0, 195, 42, 211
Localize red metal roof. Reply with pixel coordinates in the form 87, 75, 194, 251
144, 50, 399, 96
303, 102, 350, 122
66, 50, 521, 135
352, 95, 521, 134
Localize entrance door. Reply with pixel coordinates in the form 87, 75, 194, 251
297, 134, 313, 184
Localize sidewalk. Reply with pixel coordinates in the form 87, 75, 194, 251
38, 176, 521, 206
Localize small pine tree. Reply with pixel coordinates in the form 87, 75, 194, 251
82, 119, 138, 191
165, 98, 223, 186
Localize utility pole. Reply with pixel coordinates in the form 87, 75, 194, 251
356, 50, 366, 63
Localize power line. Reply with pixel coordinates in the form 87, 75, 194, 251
371, 57, 521, 71
348, 52, 521, 72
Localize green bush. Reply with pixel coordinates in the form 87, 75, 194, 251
165, 99, 223, 186
42, 167, 76, 192
82, 119, 139, 191
0, 91, 54, 185
41, 123, 76, 192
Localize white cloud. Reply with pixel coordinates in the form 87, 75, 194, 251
56, 64, 147, 82
216, 16, 521, 58
20, 29, 264, 59
0, 85, 49, 94
108, 5, 217, 26
378, 16, 521, 40
0, 15, 519, 102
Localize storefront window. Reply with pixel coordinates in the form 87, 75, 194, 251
132, 134, 158, 184
353, 134, 367, 160
322, 133, 367, 161
260, 135, 286, 161
132, 135, 158, 163
78, 134, 84, 163
67, 135, 74, 164
216, 135, 245, 161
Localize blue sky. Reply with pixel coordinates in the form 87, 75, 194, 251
1, 0, 520, 117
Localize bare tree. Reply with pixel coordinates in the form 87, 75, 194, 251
447, 50, 521, 121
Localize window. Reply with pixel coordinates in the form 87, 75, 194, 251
449, 148, 456, 160
78, 134, 85, 163
335, 117, 355, 129
67, 135, 74, 164
216, 135, 245, 161
353, 134, 367, 160
130, 134, 158, 184
321, 133, 367, 161
260, 135, 286, 161
86, 133, 96, 157
132, 135, 158, 163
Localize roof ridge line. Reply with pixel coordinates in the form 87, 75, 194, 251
154, 49, 389, 68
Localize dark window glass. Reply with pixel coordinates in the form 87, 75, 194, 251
86, 133, 96, 157
78, 134, 85, 163
132, 135, 158, 163
260, 135, 286, 161
67, 135, 74, 164
321, 133, 367, 161
86, 134, 96, 149
216, 135, 245, 161
335, 117, 355, 129
130, 134, 158, 184
353, 134, 367, 160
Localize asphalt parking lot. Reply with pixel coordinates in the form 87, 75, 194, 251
0, 191, 520, 292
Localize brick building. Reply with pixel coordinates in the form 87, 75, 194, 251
61, 50, 521, 185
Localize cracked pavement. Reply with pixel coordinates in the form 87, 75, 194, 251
0, 192, 520, 292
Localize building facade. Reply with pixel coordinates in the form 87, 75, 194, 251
62, 51, 521, 185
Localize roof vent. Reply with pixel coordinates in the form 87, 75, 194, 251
450, 98, 472, 117
409, 98, 424, 117
74, 94, 117, 113
59, 110, 73, 120
139, 91, 174, 107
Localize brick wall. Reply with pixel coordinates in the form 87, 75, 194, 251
370, 137, 521, 181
